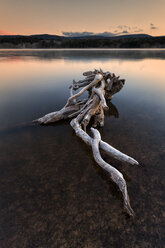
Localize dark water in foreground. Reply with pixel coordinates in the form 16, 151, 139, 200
0, 49, 165, 248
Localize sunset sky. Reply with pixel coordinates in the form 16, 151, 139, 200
0, 0, 164, 36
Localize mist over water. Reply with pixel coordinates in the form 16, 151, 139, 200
0, 49, 165, 248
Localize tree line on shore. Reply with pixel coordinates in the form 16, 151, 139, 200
0, 35, 165, 48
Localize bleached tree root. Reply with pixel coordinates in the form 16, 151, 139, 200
91, 128, 134, 216
33, 104, 84, 124
70, 119, 138, 166
34, 69, 139, 216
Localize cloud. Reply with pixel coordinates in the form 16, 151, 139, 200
97, 32, 116, 37
63, 31, 118, 37
0, 30, 15, 35
116, 25, 143, 33
62, 31, 94, 37
62, 25, 144, 38
133, 28, 144, 33
117, 25, 134, 30
117, 25, 129, 29
121, 30, 129, 34
150, 23, 158, 30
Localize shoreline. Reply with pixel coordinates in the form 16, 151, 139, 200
1, 48, 165, 50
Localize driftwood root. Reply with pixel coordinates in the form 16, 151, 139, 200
34, 69, 139, 216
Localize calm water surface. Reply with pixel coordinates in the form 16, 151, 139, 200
0, 49, 165, 248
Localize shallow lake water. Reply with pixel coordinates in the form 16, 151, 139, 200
0, 49, 165, 248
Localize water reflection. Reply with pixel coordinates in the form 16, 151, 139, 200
0, 50, 164, 248
106, 101, 119, 118
1, 49, 165, 61
0, 49, 165, 132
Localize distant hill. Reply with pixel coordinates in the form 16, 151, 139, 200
0, 34, 65, 40
0, 33, 152, 40
30, 34, 66, 40
0, 35, 23, 39
0, 33, 164, 48
67, 34, 152, 39
109, 34, 152, 38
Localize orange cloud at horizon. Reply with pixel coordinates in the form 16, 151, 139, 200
0, 30, 16, 35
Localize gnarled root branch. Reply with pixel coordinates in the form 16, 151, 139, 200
91, 128, 134, 216
33, 104, 83, 124
33, 69, 139, 216
70, 119, 136, 216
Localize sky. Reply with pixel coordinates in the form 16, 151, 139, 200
0, 0, 164, 36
